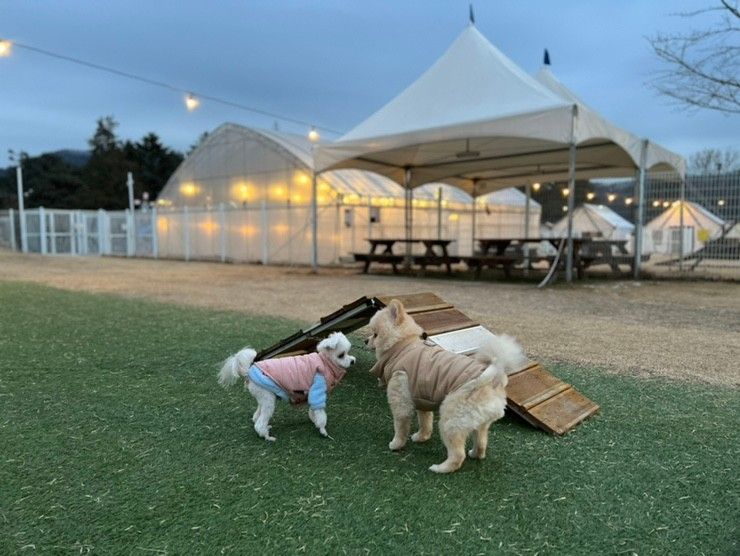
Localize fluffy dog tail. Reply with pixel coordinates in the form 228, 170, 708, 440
467, 334, 527, 391
218, 347, 257, 388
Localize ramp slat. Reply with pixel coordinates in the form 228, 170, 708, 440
526, 387, 600, 436
411, 308, 478, 336
507, 364, 571, 410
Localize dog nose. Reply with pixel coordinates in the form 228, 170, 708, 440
349, 358, 356, 365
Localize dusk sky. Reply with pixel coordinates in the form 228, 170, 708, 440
1, 1, 738, 167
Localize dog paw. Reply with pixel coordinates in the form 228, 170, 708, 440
428, 463, 447, 473
411, 432, 431, 443
388, 439, 406, 451
467, 448, 486, 459
264, 435, 276, 442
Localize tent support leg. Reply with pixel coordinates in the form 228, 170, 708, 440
311, 172, 318, 272
565, 142, 577, 282
678, 176, 685, 272
633, 140, 648, 279
524, 182, 531, 277
403, 168, 412, 269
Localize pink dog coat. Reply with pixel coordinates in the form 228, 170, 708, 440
255, 352, 346, 404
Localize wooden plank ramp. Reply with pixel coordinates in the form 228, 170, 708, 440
255, 292, 598, 435
375, 293, 599, 435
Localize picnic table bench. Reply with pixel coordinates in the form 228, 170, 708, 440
354, 238, 460, 274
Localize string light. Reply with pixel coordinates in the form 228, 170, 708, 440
586, 192, 595, 200
652, 200, 660, 207
185, 93, 200, 112
662, 201, 670, 208
607, 193, 617, 202
532, 182, 541, 192
625, 197, 633, 206
718, 199, 726, 206
0, 39, 12, 57
2, 38, 341, 135
561, 188, 569, 197
308, 127, 320, 142
562, 205, 568, 212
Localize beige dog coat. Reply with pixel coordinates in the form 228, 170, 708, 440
370, 338, 488, 411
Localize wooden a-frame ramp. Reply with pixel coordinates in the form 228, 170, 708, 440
256, 292, 598, 435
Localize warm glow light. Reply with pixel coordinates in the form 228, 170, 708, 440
662, 201, 670, 208
625, 197, 633, 205
308, 127, 320, 142
240, 225, 257, 237
586, 192, 595, 200
607, 193, 617, 202
295, 172, 310, 185
532, 182, 541, 192
157, 217, 169, 232
185, 93, 200, 111
180, 183, 199, 197
448, 213, 459, 221
718, 199, 726, 206
273, 224, 289, 234
652, 200, 661, 207
561, 188, 569, 197
270, 185, 287, 200
0, 39, 12, 57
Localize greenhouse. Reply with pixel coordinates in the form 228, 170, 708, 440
155, 123, 541, 265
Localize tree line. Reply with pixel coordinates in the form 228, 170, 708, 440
0, 117, 186, 210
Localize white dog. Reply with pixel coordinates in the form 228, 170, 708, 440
218, 332, 356, 441
366, 300, 525, 473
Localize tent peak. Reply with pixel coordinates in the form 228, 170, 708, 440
543, 48, 551, 66
469, 4, 475, 25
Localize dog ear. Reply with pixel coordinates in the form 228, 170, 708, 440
317, 333, 339, 351
388, 299, 405, 324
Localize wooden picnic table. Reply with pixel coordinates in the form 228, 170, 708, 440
475, 237, 617, 278
355, 238, 458, 274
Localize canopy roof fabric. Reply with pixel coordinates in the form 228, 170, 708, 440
315, 25, 684, 195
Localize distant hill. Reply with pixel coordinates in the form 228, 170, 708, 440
51, 149, 91, 168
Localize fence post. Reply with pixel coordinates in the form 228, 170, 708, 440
219, 203, 226, 263
261, 199, 269, 265
678, 176, 685, 272
524, 183, 531, 276
97, 209, 106, 255
183, 206, 190, 262
39, 207, 48, 254
437, 187, 443, 240
151, 207, 159, 259
16, 165, 28, 253
9, 208, 16, 251
70, 212, 77, 255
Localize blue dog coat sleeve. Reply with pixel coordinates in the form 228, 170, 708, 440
248, 365, 289, 401
307, 373, 328, 410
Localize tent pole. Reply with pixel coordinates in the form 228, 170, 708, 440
436, 186, 443, 240
524, 182, 531, 276
404, 168, 412, 268
633, 139, 648, 279
311, 171, 318, 272
565, 105, 577, 282
470, 181, 477, 255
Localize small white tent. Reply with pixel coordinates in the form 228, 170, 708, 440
643, 201, 725, 255
552, 203, 634, 240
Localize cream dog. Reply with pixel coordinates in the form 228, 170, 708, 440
366, 300, 525, 473
218, 332, 356, 441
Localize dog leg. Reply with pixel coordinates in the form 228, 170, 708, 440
252, 405, 262, 424
411, 411, 433, 443
468, 420, 493, 460
248, 382, 277, 442
308, 408, 329, 438
387, 371, 414, 451
430, 427, 467, 474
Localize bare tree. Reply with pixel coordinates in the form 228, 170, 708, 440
649, 1, 739, 114
689, 147, 740, 173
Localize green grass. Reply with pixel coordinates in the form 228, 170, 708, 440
1, 282, 738, 555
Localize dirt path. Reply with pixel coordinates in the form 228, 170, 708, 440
2, 250, 738, 386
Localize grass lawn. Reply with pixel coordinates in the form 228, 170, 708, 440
1, 282, 738, 555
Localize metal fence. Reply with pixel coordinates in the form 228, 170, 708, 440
0, 171, 738, 279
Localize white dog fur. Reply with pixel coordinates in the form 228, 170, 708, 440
366, 300, 526, 473
218, 331, 355, 442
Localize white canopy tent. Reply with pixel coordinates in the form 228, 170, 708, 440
312, 24, 685, 279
